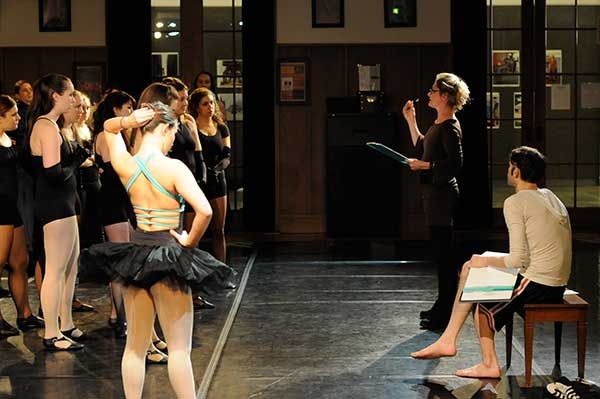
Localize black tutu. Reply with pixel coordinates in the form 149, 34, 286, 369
78, 229, 236, 292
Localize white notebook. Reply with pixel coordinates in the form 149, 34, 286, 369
460, 251, 519, 302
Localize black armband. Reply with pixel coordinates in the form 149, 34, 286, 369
221, 146, 231, 160
213, 146, 231, 172
44, 162, 69, 183
193, 150, 208, 185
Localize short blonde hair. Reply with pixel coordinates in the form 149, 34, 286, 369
435, 72, 470, 111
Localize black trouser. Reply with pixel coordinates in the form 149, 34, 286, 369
429, 225, 458, 318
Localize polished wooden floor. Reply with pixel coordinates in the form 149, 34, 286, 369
1, 235, 599, 399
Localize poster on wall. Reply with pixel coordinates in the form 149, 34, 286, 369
551, 84, 571, 110
486, 92, 500, 129
73, 63, 105, 105
492, 50, 520, 86
277, 58, 310, 104
545, 49, 562, 86
219, 93, 243, 121
513, 92, 522, 129
216, 59, 243, 89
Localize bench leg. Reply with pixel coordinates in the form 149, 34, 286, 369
524, 319, 534, 388
554, 321, 562, 366
577, 320, 587, 379
505, 318, 513, 368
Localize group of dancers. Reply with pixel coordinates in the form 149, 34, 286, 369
0, 72, 237, 398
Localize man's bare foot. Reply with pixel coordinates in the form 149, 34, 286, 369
410, 340, 457, 359
455, 364, 501, 379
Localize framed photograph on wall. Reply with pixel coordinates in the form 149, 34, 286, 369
545, 49, 562, 86
277, 58, 310, 105
486, 92, 500, 129
513, 92, 522, 129
220, 93, 244, 121
216, 59, 243, 89
73, 63, 105, 105
39, 0, 71, 32
312, 0, 344, 28
384, 0, 417, 27
492, 50, 520, 86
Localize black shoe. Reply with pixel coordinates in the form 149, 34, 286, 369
420, 316, 449, 331
72, 299, 95, 312
420, 309, 434, 319
0, 319, 19, 338
420, 301, 440, 319
43, 336, 84, 351
16, 314, 45, 331
193, 296, 215, 310
60, 327, 87, 341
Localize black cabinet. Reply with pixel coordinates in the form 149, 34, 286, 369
326, 112, 403, 237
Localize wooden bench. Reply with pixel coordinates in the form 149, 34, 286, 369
505, 293, 589, 387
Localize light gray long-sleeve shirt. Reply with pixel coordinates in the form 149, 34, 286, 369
502, 188, 572, 287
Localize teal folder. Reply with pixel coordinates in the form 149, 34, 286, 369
366, 142, 409, 165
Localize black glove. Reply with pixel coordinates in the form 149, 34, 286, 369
213, 146, 231, 172
193, 150, 208, 185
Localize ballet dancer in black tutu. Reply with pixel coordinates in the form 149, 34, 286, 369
79, 101, 235, 399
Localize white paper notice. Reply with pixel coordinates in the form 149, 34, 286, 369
358, 64, 381, 92
581, 82, 600, 109
551, 84, 570, 110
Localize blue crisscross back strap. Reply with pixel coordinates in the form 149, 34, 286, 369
125, 153, 184, 229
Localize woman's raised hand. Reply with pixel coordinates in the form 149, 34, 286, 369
128, 107, 156, 127
402, 100, 416, 122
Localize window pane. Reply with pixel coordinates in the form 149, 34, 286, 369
491, 30, 521, 53
546, 168, 574, 207
577, 4, 600, 28
234, 6, 242, 31
489, 4, 521, 29
204, 7, 234, 31
546, 3, 575, 29
578, 30, 600, 74
491, 165, 511, 209
203, 32, 236, 75
577, 165, 600, 207
546, 120, 575, 164
546, 30, 575, 74
577, 120, 600, 163
490, 129, 521, 162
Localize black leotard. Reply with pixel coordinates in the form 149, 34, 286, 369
0, 143, 22, 226
95, 152, 134, 227
169, 123, 196, 172
31, 133, 78, 227
198, 124, 230, 200
169, 123, 197, 212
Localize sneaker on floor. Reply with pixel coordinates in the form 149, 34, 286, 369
546, 381, 580, 399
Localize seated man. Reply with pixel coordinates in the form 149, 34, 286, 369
410, 146, 572, 379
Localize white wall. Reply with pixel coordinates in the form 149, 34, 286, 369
0, 0, 105, 47
276, 0, 451, 44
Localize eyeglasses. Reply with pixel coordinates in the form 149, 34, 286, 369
428, 88, 440, 95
